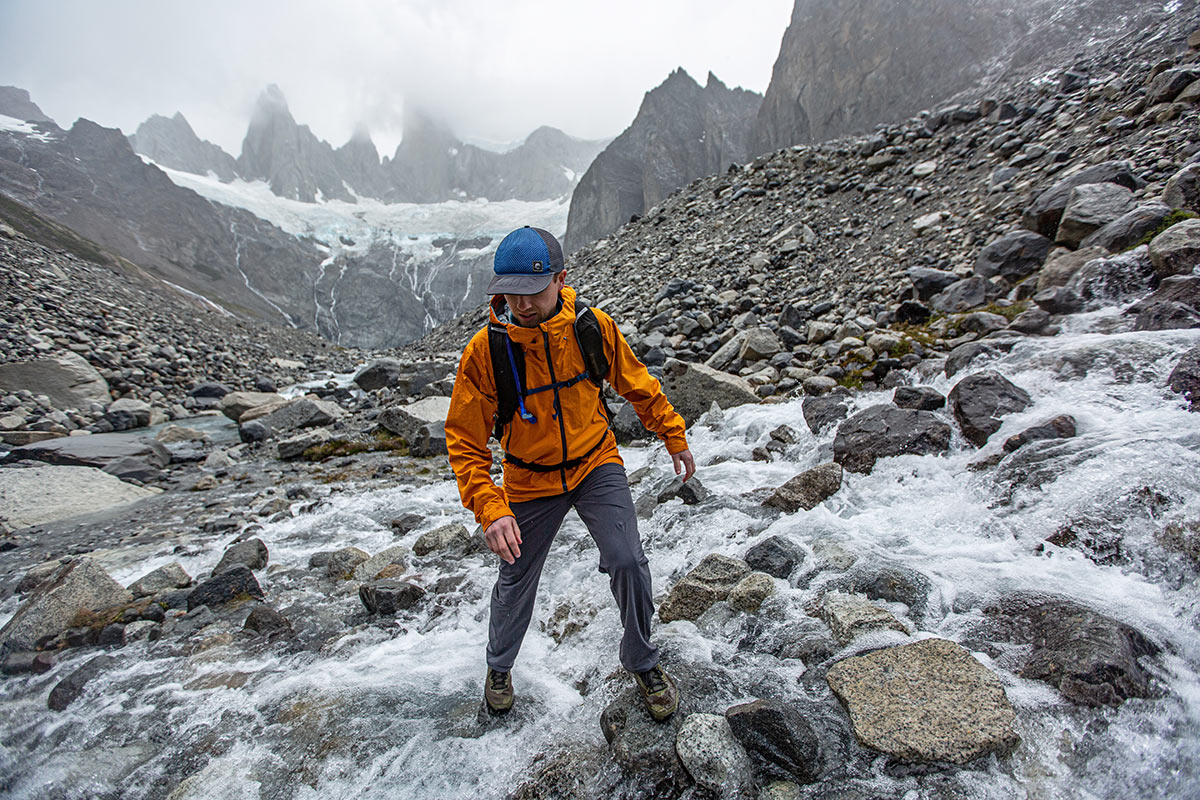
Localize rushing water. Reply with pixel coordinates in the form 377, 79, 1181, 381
1, 307, 1199, 799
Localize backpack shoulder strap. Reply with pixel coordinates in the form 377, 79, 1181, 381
487, 321, 524, 441
573, 304, 610, 388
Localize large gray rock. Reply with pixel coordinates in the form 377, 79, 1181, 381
967, 593, 1159, 706
801, 395, 848, 434
325, 547, 370, 580
1003, 414, 1077, 453
725, 699, 822, 785
974, 230, 1052, 282
930, 276, 996, 313
353, 359, 408, 392
359, 579, 425, 615
1037, 246, 1108, 290
832, 405, 952, 474
1168, 346, 1200, 411
0, 351, 110, 411
826, 638, 1019, 764
907, 266, 959, 300
659, 554, 751, 622
104, 398, 153, 431
818, 590, 908, 644
744, 535, 806, 579
2, 432, 170, 470
1022, 161, 1140, 237
1065, 246, 1157, 309
660, 359, 759, 426
0, 464, 159, 529
213, 538, 269, 575
1126, 275, 1200, 325
763, 462, 843, 512
948, 371, 1033, 447
409, 421, 448, 457
1146, 66, 1200, 104
739, 327, 783, 362
600, 684, 692, 794
186, 565, 264, 611
378, 396, 452, 443
48, 654, 116, 711
275, 428, 335, 460
218, 391, 287, 422
412, 524, 477, 558
674, 713, 754, 797
1163, 163, 1200, 211
1148, 218, 1200, 279
127, 562, 191, 598
352, 545, 410, 581
0, 558, 132, 653
1080, 201, 1172, 252
1054, 183, 1136, 248
257, 397, 346, 434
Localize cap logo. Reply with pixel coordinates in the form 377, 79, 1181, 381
531, 260, 544, 272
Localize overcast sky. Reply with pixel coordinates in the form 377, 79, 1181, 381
0, 0, 793, 156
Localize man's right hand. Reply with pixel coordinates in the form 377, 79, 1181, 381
485, 515, 522, 564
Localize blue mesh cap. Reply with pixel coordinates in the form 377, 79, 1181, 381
487, 226, 565, 295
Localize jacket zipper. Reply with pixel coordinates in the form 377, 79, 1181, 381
541, 328, 570, 493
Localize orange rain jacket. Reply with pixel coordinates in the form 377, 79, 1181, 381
445, 285, 689, 531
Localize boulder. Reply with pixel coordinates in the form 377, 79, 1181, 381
725, 699, 822, 785
658, 554, 751, 622
1003, 414, 1077, 453
801, 395, 848, 434
739, 327, 783, 362
2, 432, 170, 470
968, 593, 1159, 706
186, 565, 265, 611
974, 230, 1052, 282
832, 405, 952, 474
826, 638, 1019, 764
660, 359, 759, 426
804, 321, 837, 345
1054, 183, 1135, 248
1065, 246, 1157, 309
275, 428, 334, 460
1134, 302, 1200, 332
1037, 246, 1108, 290
907, 267, 959, 300
1080, 202, 1172, 252
893, 386, 945, 411
412, 524, 478, 557
48, 654, 116, 711
0, 464, 159, 529
958, 311, 1009, 335
212, 538, 269, 575
325, 547, 370, 579
101, 456, 163, 485
353, 358, 408, 392
610, 400, 653, 443
818, 590, 908, 644
675, 713, 754, 797
656, 476, 711, 506
352, 545, 410, 581
0, 351, 110, 411
1163, 163, 1200, 211
409, 421, 448, 457
218, 391, 287, 422
824, 562, 935, 623
105, 398, 153, 431
1148, 218, 1200, 279
243, 605, 293, 636
257, 397, 347, 434
727, 572, 775, 612
1007, 307, 1052, 335
1168, 346, 1200, 411
359, 580, 426, 615
1022, 161, 1139, 237
0, 558, 132, 653
601, 686, 691, 794
378, 396, 452, 442
127, 562, 191, 598
1033, 285, 1083, 315
930, 276, 995, 313
189, 382, 231, 399
763, 462, 843, 513
1146, 66, 1200, 104
744, 535, 806, 579
944, 341, 999, 378
948, 371, 1032, 447
894, 300, 933, 324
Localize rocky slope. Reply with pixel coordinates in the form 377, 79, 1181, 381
563, 69, 761, 252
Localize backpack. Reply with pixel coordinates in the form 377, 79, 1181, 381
487, 304, 612, 451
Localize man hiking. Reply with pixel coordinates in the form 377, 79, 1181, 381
445, 225, 695, 721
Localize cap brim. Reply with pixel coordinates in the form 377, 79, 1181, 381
486, 272, 554, 295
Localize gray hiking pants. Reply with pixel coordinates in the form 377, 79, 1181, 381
486, 462, 660, 674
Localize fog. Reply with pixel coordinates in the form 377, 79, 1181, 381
0, 0, 792, 156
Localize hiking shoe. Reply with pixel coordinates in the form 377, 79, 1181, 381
634, 665, 678, 722
484, 667, 513, 714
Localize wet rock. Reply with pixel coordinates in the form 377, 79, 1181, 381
826, 638, 1019, 764
324, 547, 370, 579
1126, 275, 1200, 330
213, 538, 269, 575
1055, 183, 1135, 248
948, 370, 1032, 447
0, 557, 132, 653
825, 562, 936, 623
2, 650, 56, 675
0, 351, 110, 412
817, 590, 908, 644
974, 230, 1052, 282
412, 524, 478, 557
1003, 414, 1077, 453
16, 559, 68, 594
674, 713, 754, 797
352, 545, 411, 581
600, 686, 692, 795
763, 462, 843, 512
1163, 163, 1200, 211
101, 456, 163, 484
1168, 345, 1200, 410
893, 385, 945, 410
1037, 246, 1107, 290
657, 476, 712, 505
257, 396, 347, 434
1148, 218, 1200, 279
1007, 307, 1052, 334
48, 654, 117, 711
659, 554, 751, 623
802, 395, 848, 434
378, 396, 451, 443
930, 276, 995, 313
832, 405, 952, 474
123, 620, 159, 643
243, 605, 293, 636
275, 427, 334, 460
728, 572, 775, 613
660, 359, 760, 426
389, 513, 424, 535
238, 420, 270, 443
186, 565, 264, 611
725, 698, 822, 784
1065, 247, 1157, 309
218, 391, 287, 422
967, 593, 1159, 706
1033, 285, 1083, 315
1080, 201, 1172, 252
127, 562, 192, 597
359, 579, 426, 615
1022, 160, 1139, 237
959, 311, 1008, 335
944, 341, 998, 378
744, 535, 806, 579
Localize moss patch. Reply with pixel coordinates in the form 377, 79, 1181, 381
301, 429, 409, 462
974, 301, 1029, 321
1133, 209, 1199, 249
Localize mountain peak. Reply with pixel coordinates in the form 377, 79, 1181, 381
0, 85, 55, 124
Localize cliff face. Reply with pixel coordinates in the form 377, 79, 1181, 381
563, 69, 761, 253
129, 112, 240, 182
0, 86, 54, 123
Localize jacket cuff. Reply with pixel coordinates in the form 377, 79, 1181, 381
664, 433, 690, 455
480, 500, 514, 531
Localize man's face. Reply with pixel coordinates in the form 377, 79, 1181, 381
505, 271, 566, 328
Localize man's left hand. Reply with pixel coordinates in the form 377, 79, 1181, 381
671, 449, 696, 482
